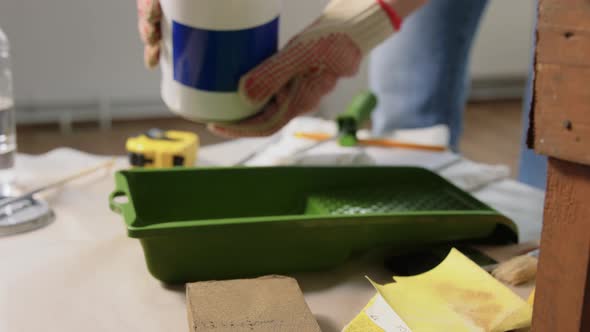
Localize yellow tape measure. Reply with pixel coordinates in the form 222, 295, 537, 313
126, 129, 199, 168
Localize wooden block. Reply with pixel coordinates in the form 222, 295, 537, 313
186, 275, 321, 332
532, 158, 590, 331
532, 0, 590, 165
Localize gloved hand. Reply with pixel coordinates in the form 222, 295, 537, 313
210, 0, 421, 137
136, 0, 162, 69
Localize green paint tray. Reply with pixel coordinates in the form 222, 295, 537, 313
110, 167, 517, 283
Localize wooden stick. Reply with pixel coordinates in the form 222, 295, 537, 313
0, 158, 116, 209
358, 138, 447, 152
294, 132, 447, 152
294, 132, 333, 141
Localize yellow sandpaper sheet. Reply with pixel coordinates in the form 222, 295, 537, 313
344, 249, 532, 332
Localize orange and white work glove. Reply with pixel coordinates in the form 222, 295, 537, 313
209, 0, 409, 137
136, 0, 162, 69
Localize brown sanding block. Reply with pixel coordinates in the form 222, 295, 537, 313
186, 275, 321, 332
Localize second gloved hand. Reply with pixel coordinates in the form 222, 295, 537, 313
209, 0, 411, 138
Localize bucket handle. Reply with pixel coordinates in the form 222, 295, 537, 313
109, 190, 130, 215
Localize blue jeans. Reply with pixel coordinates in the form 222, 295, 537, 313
517, 1, 547, 189
369, 0, 547, 189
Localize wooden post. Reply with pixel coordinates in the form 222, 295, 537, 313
532, 1, 590, 330
532, 159, 590, 331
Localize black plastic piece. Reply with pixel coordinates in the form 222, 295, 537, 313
173, 155, 185, 167
384, 245, 498, 276
129, 153, 153, 167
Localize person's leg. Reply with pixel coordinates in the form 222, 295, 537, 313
518, 0, 547, 189
370, 0, 488, 150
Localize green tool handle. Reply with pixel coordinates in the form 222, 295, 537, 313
338, 91, 378, 126
337, 91, 378, 146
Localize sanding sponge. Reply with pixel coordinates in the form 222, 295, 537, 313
186, 275, 321, 332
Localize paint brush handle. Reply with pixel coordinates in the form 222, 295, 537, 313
359, 138, 447, 152
0, 159, 116, 209
294, 132, 447, 152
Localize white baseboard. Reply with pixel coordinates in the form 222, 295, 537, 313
16, 98, 172, 126
15, 77, 528, 127
470, 77, 527, 101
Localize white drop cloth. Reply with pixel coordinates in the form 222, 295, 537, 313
0, 118, 544, 331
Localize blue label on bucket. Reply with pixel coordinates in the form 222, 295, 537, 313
172, 18, 279, 92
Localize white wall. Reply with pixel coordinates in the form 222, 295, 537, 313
0, 0, 159, 103
0, 0, 534, 121
470, 0, 535, 79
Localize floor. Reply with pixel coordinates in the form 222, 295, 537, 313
18, 99, 524, 176
460, 100, 523, 176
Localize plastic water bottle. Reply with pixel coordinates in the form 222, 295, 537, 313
0, 27, 16, 185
